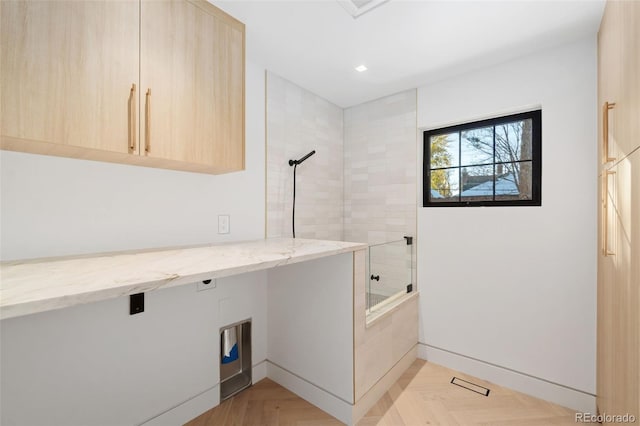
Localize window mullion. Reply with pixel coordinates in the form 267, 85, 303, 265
458, 130, 462, 202
492, 125, 496, 201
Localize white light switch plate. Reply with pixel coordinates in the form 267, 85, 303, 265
218, 215, 230, 234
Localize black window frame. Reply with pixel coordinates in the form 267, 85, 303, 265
423, 109, 542, 207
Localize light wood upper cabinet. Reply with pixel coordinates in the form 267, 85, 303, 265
140, 0, 244, 172
598, 0, 639, 165
598, 0, 622, 165
1, 0, 245, 175
620, 0, 639, 154
1, 0, 139, 154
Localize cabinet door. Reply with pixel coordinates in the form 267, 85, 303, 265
598, 0, 623, 165
1, 1, 139, 154
140, 0, 244, 173
632, 150, 640, 422
597, 169, 616, 415
599, 150, 640, 421
615, 149, 640, 420
619, 0, 640, 155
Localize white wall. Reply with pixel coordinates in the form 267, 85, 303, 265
266, 72, 343, 240
267, 254, 354, 423
0, 58, 266, 261
0, 272, 268, 426
417, 37, 597, 407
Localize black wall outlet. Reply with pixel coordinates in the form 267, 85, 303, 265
130, 293, 144, 315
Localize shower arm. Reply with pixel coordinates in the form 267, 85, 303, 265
289, 150, 316, 166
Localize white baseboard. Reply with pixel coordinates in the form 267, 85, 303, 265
352, 344, 417, 424
142, 353, 418, 426
267, 361, 355, 425
267, 347, 417, 426
141, 385, 219, 426
253, 359, 268, 383
418, 343, 596, 413
141, 360, 268, 426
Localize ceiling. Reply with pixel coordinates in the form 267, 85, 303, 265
215, 0, 605, 108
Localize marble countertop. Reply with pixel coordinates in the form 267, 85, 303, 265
0, 238, 367, 320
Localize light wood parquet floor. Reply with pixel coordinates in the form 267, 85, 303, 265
185, 359, 578, 425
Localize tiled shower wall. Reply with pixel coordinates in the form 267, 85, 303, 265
343, 89, 417, 244
266, 72, 344, 240
344, 90, 417, 297
266, 76, 417, 298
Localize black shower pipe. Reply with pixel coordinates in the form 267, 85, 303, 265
289, 150, 316, 238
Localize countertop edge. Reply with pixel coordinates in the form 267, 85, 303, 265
0, 239, 368, 320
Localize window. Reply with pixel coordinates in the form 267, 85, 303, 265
423, 110, 541, 207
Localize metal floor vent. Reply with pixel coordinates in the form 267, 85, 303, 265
450, 377, 490, 396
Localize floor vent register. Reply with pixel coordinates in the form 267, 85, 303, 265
450, 377, 491, 396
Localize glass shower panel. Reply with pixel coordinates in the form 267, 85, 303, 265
367, 238, 413, 313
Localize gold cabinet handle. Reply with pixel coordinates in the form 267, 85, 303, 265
603, 170, 616, 256
129, 84, 136, 153
145, 88, 151, 154
603, 101, 616, 163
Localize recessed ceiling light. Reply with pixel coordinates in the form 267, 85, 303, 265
355, 65, 368, 72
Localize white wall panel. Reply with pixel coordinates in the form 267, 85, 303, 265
417, 37, 597, 396
267, 253, 354, 403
